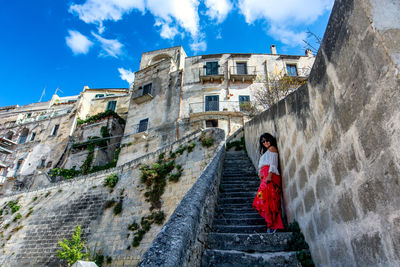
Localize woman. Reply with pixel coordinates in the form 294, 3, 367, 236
252, 133, 284, 233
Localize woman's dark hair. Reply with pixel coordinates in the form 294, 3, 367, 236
259, 133, 278, 154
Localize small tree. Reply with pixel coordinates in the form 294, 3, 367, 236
57, 225, 89, 266
254, 70, 307, 110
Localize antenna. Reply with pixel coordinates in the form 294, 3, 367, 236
39, 86, 46, 102
54, 87, 64, 96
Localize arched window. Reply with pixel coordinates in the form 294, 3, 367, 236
149, 54, 172, 66
5, 131, 13, 140
19, 128, 29, 144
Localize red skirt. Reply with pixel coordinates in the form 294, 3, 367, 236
252, 165, 284, 230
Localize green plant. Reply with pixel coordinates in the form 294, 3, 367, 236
25, 208, 34, 218
104, 199, 116, 209
129, 211, 165, 247
33, 196, 38, 201
4, 223, 10, 230
113, 199, 123, 215
287, 221, 314, 267
200, 136, 214, 148
56, 225, 89, 266
12, 225, 23, 233
7, 200, 21, 214
58, 189, 63, 193
77, 110, 125, 126
45, 191, 51, 198
106, 256, 112, 264
13, 213, 22, 222
49, 168, 80, 179
187, 142, 196, 153
104, 174, 119, 189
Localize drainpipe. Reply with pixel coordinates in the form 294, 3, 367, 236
175, 68, 184, 141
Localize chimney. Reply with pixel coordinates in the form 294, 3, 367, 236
83, 85, 90, 91
305, 49, 313, 57
270, 45, 277, 55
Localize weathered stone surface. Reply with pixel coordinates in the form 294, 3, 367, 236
303, 188, 315, 213
351, 233, 388, 266
315, 174, 333, 200
243, 0, 400, 266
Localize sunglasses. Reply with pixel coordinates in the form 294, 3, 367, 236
261, 140, 268, 143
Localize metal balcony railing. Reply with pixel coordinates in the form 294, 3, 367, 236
131, 121, 150, 134
289, 67, 311, 77
229, 66, 256, 76
189, 101, 251, 114
199, 67, 225, 77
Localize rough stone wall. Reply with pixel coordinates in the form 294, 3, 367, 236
0, 129, 221, 266
244, 0, 400, 266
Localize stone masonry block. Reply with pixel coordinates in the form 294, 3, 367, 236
315, 174, 333, 200
298, 167, 308, 190
308, 149, 319, 175
337, 191, 357, 222
303, 188, 316, 213
351, 232, 387, 266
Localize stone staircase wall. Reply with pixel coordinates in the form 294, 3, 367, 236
243, 0, 400, 266
0, 128, 223, 266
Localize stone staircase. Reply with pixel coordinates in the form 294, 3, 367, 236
201, 150, 301, 267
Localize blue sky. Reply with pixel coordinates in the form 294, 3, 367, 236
0, 0, 333, 107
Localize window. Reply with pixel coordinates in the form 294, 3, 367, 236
239, 95, 250, 111
30, 132, 36, 141
95, 94, 105, 98
205, 61, 219, 75
236, 62, 247, 75
51, 125, 59, 136
19, 128, 29, 144
38, 159, 46, 168
143, 83, 152, 95
138, 119, 148, 133
106, 101, 117, 111
8, 121, 16, 127
46, 161, 53, 168
5, 131, 13, 140
206, 119, 218, 128
26, 113, 32, 118
205, 95, 219, 112
286, 64, 297, 76
16, 159, 23, 171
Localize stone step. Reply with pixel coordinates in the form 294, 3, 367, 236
213, 218, 266, 226
216, 207, 258, 215
217, 197, 254, 205
219, 186, 259, 193
220, 181, 260, 187
222, 172, 256, 176
219, 192, 257, 198
220, 179, 259, 184
207, 232, 293, 252
215, 212, 261, 219
201, 249, 300, 267
212, 225, 267, 233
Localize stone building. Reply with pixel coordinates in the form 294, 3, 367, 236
118, 45, 315, 164
0, 88, 130, 193
0, 45, 314, 191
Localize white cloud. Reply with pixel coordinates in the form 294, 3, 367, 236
70, 0, 200, 38
118, 67, 135, 84
238, 0, 333, 46
268, 25, 307, 46
159, 23, 179, 39
190, 40, 207, 54
69, 0, 145, 32
92, 32, 123, 58
238, 0, 333, 24
204, 0, 232, 23
65, 30, 94, 55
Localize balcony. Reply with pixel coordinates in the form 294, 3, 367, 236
285, 67, 312, 81
199, 67, 225, 83
229, 66, 256, 83
132, 88, 154, 104
189, 101, 251, 117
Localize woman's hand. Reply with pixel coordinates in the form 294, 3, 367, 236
265, 172, 272, 185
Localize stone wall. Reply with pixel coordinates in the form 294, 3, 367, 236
0, 129, 223, 266
244, 0, 400, 266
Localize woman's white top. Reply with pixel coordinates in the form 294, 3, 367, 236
258, 150, 280, 175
